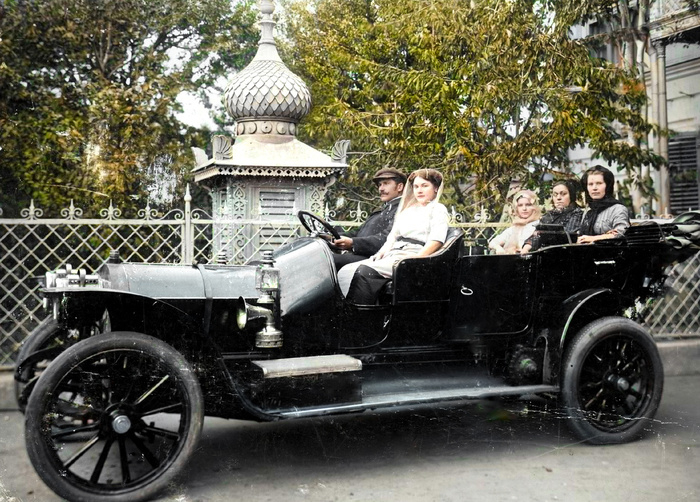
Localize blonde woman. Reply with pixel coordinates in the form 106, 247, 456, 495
488, 190, 541, 255
338, 168, 449, 303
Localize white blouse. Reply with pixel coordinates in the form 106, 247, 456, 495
489, 221, 539, 254
380, 201, 450, 253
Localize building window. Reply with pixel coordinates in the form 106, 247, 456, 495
669, 133, 700, 214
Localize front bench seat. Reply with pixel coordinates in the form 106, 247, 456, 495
386, 227, 465, 304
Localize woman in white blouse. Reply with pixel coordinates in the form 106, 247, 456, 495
338, 168, 449, 301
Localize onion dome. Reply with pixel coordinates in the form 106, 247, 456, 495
224, 0, 311, 136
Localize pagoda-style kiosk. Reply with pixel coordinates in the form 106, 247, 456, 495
192, 0, 346, 262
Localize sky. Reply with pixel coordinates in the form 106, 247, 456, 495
176, 91, 218, 130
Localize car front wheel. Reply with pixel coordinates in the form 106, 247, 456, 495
25, 332, 203, 502
561, 316, 664, 445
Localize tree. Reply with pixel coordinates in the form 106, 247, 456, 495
548, 0, 700, 212
0, 0, 258, 216
283, 0, 663, 218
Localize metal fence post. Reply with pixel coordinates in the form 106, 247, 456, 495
183, 184, 193, 264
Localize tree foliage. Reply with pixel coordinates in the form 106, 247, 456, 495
283, 0, 663, 218
0, 0, 258, 216
548, 0, 699, 211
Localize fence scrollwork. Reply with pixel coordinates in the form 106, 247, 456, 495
137, 204, 159, 220
100, 201, 122, 220
60, 200, 84, 220
20, 200, 44, 220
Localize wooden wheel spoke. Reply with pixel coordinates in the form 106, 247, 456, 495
581, 380, 603, 389
90, 437, 115, 484
128, 431, 161, 468
139, 402, 182, 417
56, 398, 100, 415
143, 425, 181, 441
51, 422, 100, 440
584, 388, 604, 410
63, 434, 101, 469
629, 388, 643, 399
134, 375, 170, 406
118, 435, 131, 484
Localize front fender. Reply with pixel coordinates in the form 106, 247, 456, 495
46, 288, 208, 349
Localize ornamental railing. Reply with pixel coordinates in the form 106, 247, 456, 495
650, 0, 695, 20
0, 193, 697, 367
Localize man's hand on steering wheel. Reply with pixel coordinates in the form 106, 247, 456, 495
332, 236, 353, 251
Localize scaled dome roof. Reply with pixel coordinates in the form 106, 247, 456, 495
223, 0, 311, 124
224, 59, 311, 122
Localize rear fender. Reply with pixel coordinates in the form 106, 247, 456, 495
556, 288, 621, 352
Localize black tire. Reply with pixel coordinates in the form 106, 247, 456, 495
561, 316, 664, 445
25, 332, 204, 502
14, 317, 61, 412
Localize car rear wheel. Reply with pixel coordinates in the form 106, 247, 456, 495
561, 317, 663, 445
25, 332, 203, 502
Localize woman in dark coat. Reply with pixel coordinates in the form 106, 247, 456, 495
522, 179, 583, 252
577, 165, 630, 244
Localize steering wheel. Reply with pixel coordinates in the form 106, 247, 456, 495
297, 211, 341, 240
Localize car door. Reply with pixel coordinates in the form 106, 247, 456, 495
446, 254, 538, 340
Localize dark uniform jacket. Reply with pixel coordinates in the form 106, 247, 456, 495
333, 197, 400, 269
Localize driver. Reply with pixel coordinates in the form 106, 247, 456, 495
332, 168, 406, 269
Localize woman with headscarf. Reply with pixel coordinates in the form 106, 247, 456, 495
488, 190, 541, 255
338, 168, 449, 303
577, 165, 630, 244
521, 179, 584, 252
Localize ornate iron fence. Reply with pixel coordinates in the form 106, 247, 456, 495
0, 192, 697, 367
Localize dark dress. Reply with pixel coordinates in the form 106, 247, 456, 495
333, 197, 401, 269
526, 206, 584, 251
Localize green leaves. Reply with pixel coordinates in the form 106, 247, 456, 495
0, 0, 257, 216
285, 0, 661, 218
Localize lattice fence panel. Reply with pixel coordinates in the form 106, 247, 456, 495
645, 252, 700, 337
0, 219, 185, 365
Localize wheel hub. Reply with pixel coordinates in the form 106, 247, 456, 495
111, 414, 132, 434
606, 374, 630, 392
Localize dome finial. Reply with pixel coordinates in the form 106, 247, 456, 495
255, 0, 281, 63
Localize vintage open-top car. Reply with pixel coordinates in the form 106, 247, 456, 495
15, 211, 700, 502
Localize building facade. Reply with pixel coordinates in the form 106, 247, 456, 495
569, 1, 700, 216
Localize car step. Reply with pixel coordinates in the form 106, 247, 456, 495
275, 384, 559, 419
252, 354, 362, 379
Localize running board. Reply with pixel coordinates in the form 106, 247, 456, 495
275, 384, 559, 419
252, 354, 362, 378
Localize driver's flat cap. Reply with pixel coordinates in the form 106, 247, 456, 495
372, 168, 407, 184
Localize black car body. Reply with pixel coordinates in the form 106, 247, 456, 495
15, 213, 700, 502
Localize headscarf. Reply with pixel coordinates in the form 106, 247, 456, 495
398, 168, 444, 213
502, 190, 541, 253
580, 165, 624, 235
543, 180, 580, 225
510, 190, 541, 225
